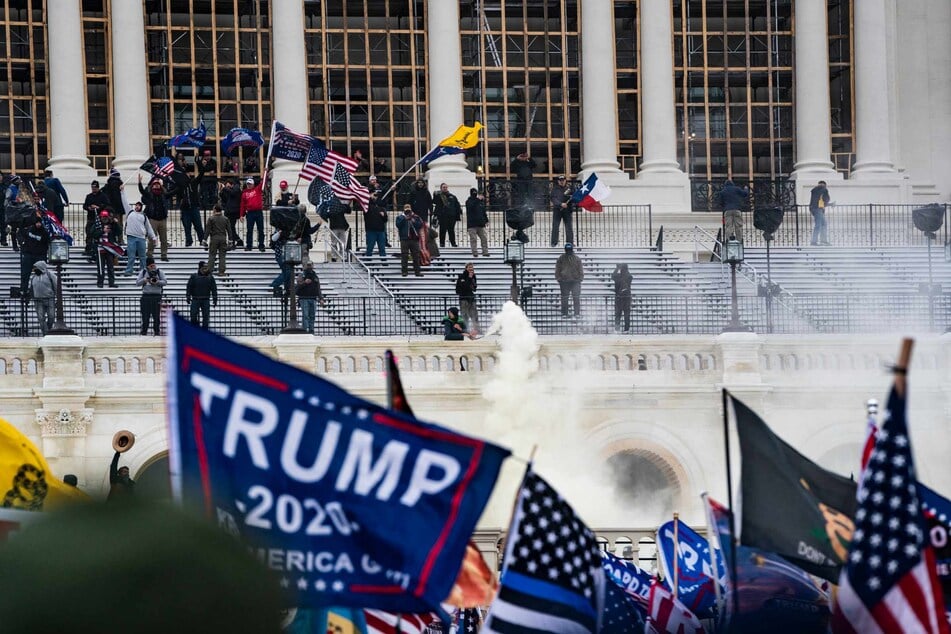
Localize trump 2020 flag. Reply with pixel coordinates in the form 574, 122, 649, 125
602, 551, 651, 615
166, 315, 509, 617
919, 482, 951, 625
221, 127, 265, 156
656, 518, 721, 618
571, 173, 611, 212
483, 469, 604, 634
168, 117, 207, 149
833, 386, 950, 634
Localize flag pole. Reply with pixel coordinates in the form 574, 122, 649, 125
893, 338, 913, 398
672, 512, 680, 600
380, 144, 438, 202
721, 387, 739, 624
700, 492, 723, 617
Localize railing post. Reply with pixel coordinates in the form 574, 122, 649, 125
647, 204, 653, 248
869, 203, 875, 248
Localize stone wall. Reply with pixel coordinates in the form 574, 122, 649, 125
0, 333, 948, 535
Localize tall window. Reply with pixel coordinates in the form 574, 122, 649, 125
673, 0, 795, 181
0, 0, 49, 175
615, 0, 640, 174
461, 0, 581, 179
828, 0, 854, 175
304, 0, 428, 179
82, 0, 112, 172
143, 0, 272, 167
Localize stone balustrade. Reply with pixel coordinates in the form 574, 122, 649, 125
0, 333, 947, 530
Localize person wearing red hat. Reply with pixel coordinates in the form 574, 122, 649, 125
275, 179, 292, 206
239, 176, 265, 251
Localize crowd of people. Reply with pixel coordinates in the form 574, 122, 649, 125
0, 151, 670, 339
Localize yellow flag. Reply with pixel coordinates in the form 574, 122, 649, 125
439, 122, 483, 150
0, 417, 89, 510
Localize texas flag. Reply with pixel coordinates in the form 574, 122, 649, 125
571, 173, 611, 212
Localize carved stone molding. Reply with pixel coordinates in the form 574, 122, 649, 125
35, 408, 93, 437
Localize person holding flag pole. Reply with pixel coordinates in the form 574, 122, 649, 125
380, 122, 483, 202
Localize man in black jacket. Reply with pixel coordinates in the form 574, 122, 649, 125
83, 181, 110, 257
718, 180, 749, 242
363, 192, 388, 258
170, 167, 205, 247
186, 261, 218, 329
17, 211, 49, 296
455, 262, 480, 334
510, 151, 536, 206
433, 183, 462, 247
218, 179, 243, 248
101, 169, 126, 244
465, 189, 490, 257
809, 180, 832, 246
409, 179, 432, 223
196, 150, 218, 211
138, 175, 170, 261
296, 261, 325, 334
549, 176, 574, 247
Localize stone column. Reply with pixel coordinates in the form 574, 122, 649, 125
637, 0, 686, 180
851, 0, 898, 178
36, 335, 92, 486
46, 0, 96, 191
580, 0, 624, 177
791, 0, 838, 179
109, 0, 152, 178
425, 0, 474, 193
270, 0, 311, 194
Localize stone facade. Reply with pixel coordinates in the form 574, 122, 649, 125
0, 332, 948, 540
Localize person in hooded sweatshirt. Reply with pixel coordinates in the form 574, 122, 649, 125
28, 260, 57, 335
186, 261, 218, 329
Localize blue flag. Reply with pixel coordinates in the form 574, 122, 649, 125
420, 145, 466, 168
221, 127, 265, 156
601, 577, 645, 633
918, 482, 951, 625
656, 519, 720, 618
601, 551, 651, 617
269, 121, 316, 163
168, 118, 207, 148
166, 315, 510, 617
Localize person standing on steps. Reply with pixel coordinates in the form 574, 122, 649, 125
395, 205, 424, 277
549, 175, 574, 247
433, 183, 462, 248
239, 176, 265, 252
137, 257, 166, 336
611, 263, 632, 333
809, 180, 832, 246
138, 175, 171, 262
204, 204, 231, 276
718, 179, 749, 242
455, 262, 480, 335
554, 243, 584, 318
465, 188, 490, 257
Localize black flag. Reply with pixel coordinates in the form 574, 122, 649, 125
732, 394, 857, 581
386, 350, 415, 417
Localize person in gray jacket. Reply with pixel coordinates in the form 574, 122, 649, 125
136, 257, 167, 336
554, 243, 584, 317
29, 261, 57, 335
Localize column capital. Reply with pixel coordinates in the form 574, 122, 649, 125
35, 407, 94, 437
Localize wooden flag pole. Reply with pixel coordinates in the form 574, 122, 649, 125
672, 512, 680, 600
894, 338, 913, 398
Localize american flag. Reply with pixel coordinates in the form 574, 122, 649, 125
299, 140, 358, 183
644, 579, 706, 634
41, 210, 73, 246
363, 610, 440, 634
97, 237, 126, 258
833, 387, 950, 633
601, 576, 645, 633
482, 470, 604, 634
456, 608, 482, 633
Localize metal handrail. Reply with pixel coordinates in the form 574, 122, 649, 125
320, 227, 395, 300
692, 225, 797, 309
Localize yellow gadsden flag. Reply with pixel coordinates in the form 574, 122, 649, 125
439, 121, 483, 150
0, 417, 89, 510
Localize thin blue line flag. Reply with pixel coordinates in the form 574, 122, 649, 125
166, 315, 510, 618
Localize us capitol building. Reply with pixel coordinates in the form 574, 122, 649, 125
0, 1, 949, 549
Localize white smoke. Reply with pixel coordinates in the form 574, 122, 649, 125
477, 302, 674, 531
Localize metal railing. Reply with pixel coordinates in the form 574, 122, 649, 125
2, 292, 947, 337
347, 204, 654, 251
697, 204, 951, 248
690, 178, 797, 212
